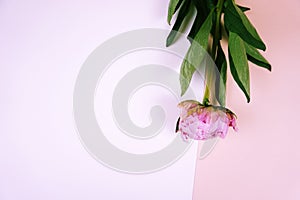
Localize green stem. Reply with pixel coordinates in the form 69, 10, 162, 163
211, 0, 224, 60
202, 0, 224, 105
203, 84, 210, 106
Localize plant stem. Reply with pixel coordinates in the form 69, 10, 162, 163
211, 0, 224, 60
203, 84, 210, 106
202, 0, 224, 105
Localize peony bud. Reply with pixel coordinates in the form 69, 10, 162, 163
176, 100, 237, 141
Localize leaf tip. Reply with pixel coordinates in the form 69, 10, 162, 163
246, 93, 250, 103
167, 18, 171, 26
180, 89, 186, 97
166, 38, 171, 47
259, 42, 267, 51
166, 32, 175, 47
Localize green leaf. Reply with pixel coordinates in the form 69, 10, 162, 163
244, 42, 271, 71
188, 10, 206, 39
215, 45, 227, 106
224, 0, 266, 50
180, 8, 214, 96
167, 0, 184, 25
228, 32, 250, 102
166, 0, 191, 47
188, 0, 211, 39
237, 5, 250, 12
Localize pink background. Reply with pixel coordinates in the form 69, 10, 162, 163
1, 0, 299, 199
193, 0, 300, 199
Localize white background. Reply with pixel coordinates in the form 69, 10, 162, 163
0, 1, 202, 199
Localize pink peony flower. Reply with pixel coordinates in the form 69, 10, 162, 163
176, 100, 237, 141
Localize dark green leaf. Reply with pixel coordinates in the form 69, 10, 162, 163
192, 0, 209, 16
188, 9, 206, 39
180, 8, 214, 96
244, 42, 271, 71
166, 0, 191, 47
215, 45, 227, 106
237, 5, 250, 12
167, 0, 184, 25
224, 0, 266, 50
188, 0, 211, 39
228, 32, 250, 102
